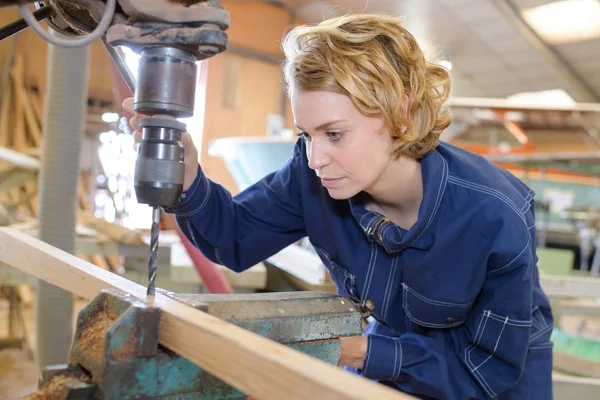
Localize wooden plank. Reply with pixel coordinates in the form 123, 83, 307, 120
10, 56, 26, 151
20, 89, 42, 148
12, 64, 41, 148
6, 57, 31, 219
9, 56, 39, 217
0, 69, 12, 148
0, 227, 412, 400
551, 299, 600, 318
29, 90, 44, 128
16, 284, 35, 307
90, 253, 110, 271
541, 275, 600, 298
106, 255, 125, 274
77, 211, 143, 246
0, 147, 41, 170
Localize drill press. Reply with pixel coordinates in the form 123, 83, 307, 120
102, 1, 230, 298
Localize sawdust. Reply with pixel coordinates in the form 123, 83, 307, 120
22, 374, 90, 400
74, 311, 114, 367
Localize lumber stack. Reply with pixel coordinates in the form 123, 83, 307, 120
0, 55, 143, 302
0, 55, 42, 219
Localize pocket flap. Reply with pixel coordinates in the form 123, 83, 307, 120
402, 283, 474, 328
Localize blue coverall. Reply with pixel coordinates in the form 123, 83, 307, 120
165, 139, 554, 399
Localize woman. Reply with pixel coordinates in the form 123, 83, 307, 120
128, 13, 553, 400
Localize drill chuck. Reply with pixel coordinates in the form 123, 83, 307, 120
134, 117, 186, 207
134, 47, 198, 118
132, 46, 198, 208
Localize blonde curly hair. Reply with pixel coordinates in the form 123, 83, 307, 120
282, 13, 452, 159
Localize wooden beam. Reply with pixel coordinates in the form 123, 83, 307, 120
29, 89, 44, 128
551, 299, 600, 318
541, 275, 600, 298
9, 55, 39, 217
77, 211, 143, 246
0, 70, 12, 148
0, 227, 412, 400
90, 253, 111, 271
11, 57, 42, 148
20, 88, 42, 148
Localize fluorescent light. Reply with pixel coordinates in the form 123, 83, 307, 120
506, 89, 575, 107
522, 0, 600, 44
439, 60, 453, 71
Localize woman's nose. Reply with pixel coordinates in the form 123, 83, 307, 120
307, 140, 329, 170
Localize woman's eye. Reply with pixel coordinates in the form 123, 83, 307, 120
327, 131, 343, 140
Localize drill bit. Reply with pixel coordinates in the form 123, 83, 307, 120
147, 206, 161, 299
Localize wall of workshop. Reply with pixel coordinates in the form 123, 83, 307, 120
199, 1, 300, 194
0, 7, 114, 105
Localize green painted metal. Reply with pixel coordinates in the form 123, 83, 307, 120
552, 328, 600, 363
59, 288, 362, 399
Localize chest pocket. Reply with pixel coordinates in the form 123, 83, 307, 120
402, 283, 474, 331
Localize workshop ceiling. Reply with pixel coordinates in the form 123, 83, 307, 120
1, 0, 598, 106
254, 0, 600, 103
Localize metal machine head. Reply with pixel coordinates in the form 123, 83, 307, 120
100, 0, 229, 207
2, 0, 230, 207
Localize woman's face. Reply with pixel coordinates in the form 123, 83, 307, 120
291, 90, 395, 200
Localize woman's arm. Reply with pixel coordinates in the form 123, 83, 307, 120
164, 140, 307, 272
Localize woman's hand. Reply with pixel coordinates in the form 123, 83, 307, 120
122, 97, 199, 192
338, 335, 368, 369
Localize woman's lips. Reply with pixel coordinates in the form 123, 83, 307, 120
321, 177, 343, 187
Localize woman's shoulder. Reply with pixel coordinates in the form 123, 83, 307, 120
437, 141, 535, 219
434, 143, 536, 263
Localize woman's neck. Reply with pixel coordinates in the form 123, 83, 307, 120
365, 156, 423, 229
